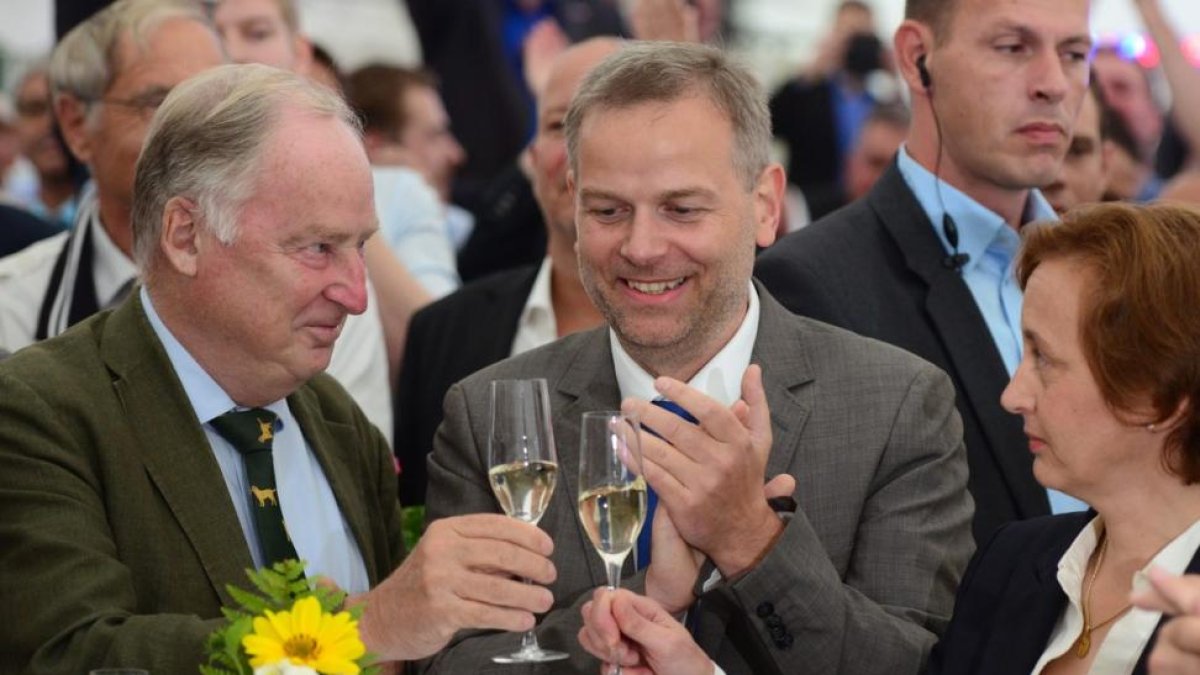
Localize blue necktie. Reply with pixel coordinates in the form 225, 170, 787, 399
637, 398, 698, 570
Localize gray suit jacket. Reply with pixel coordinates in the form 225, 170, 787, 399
423, 284, 974, 674
0, 294, 404, 674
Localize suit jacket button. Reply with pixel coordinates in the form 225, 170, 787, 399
766, 615, 784, 628
776, 633, 794, 649
756, 602, 774, 618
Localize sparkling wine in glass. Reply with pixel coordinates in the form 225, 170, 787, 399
577, 411, 647, 590
486, 378, 569, 664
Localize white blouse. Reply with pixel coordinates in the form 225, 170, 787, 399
1032, 516, 1200, 674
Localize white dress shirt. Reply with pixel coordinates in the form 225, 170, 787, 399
1033, 516, 1200, 674
611, 281, 760, 408
372, 165, 461, 298
510, 257, 557, 357
0, 195, 135, 352
141, 287, 370, 593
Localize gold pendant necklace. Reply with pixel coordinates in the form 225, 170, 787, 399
1073, 533, 1134, 658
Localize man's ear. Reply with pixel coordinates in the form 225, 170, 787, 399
894, 20, 935, 98
53, 93, 93, 165
753, 163, 786, 248
160, 196, 203, 277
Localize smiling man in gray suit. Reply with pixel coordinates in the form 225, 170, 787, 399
423, 41, 974, 674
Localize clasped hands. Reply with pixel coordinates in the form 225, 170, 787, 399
579, 364, 796, 672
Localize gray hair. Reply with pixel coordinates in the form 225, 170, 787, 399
564, 41, 771, 190
131, 63, 361, 273
48, 0, 208, 108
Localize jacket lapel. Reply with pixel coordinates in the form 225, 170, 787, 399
868, 166, 1048, 518
552, 327, 623, 585
103, 294, 253, 606
751, 284, 815, 480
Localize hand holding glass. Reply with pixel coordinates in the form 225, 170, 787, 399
486, 378, 568, 664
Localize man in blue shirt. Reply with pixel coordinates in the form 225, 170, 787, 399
757, 0, 1094, 543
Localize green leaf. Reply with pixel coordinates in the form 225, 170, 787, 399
401, 505, 426, 552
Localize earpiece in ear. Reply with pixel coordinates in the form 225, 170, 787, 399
917, 55, 932, 91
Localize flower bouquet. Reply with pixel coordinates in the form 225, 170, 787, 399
200, 560, 381, 675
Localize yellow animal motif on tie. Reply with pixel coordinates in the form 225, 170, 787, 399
256, 418, 273, 444
250, 485, 278, 507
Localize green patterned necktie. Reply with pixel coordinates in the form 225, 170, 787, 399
209, 408, 300, 568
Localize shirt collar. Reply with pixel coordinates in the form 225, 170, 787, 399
517, 257, 555, 333
1058, 516, 1200, 601
90, 204, 138, 306
610, 281, 760, 408
140, 286, 288, 424
895, 145, 1057, 271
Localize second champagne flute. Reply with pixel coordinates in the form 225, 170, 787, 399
577, 411, 648, 591
486, 378, 568, 664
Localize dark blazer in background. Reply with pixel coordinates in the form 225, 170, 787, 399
769, 77, 846, 220
927, 512, 1199, 674
756, 162, 1050, 544
423, 285, 973, 674
406, 0, 624, 197
394, 264, 538, 505
0, 204, 61, 259
0, 295, 403, 673
456, 162, 546, 283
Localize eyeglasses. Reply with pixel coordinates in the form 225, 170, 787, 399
16, 98, 49, 118
97, 89, 171, 120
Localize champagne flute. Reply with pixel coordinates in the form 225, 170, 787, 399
486, 378, 568, 664
578, 412, 647, 675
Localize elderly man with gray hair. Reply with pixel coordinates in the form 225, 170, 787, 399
0, 0, 397, 448
0, 63, 557, 673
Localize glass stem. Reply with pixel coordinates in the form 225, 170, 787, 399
605, 559, 623, 590
519, 627, 540, 654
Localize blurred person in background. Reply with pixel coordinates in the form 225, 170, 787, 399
6, 63, 82, 229
1092, 46, 1165, 200
1159, 170, 1200, 206
1102, 101, 1156, 203
308, 42, 343, 91
1043, 81, 1109, 215
842, 102, 910, 203
770, 1, 894, 220
0, 0, 224, 356
344, 64, 464, 297
392, 38, 614, 507
405, 0, 624, 204
210, 0, 312, 73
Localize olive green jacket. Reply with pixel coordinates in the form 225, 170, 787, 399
0, 293, 403, 674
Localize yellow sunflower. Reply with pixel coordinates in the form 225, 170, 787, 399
242, 596, 365, 675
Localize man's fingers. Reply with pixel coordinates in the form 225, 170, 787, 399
763, 473, 796, 501
438, 513, 555, 556
611, 591, 678, 647
1138, 567, 1200, 616
651, 376, 745, 443
625, 397, 710, 464
739, 364, 773, 462
452, 571, 554, 614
